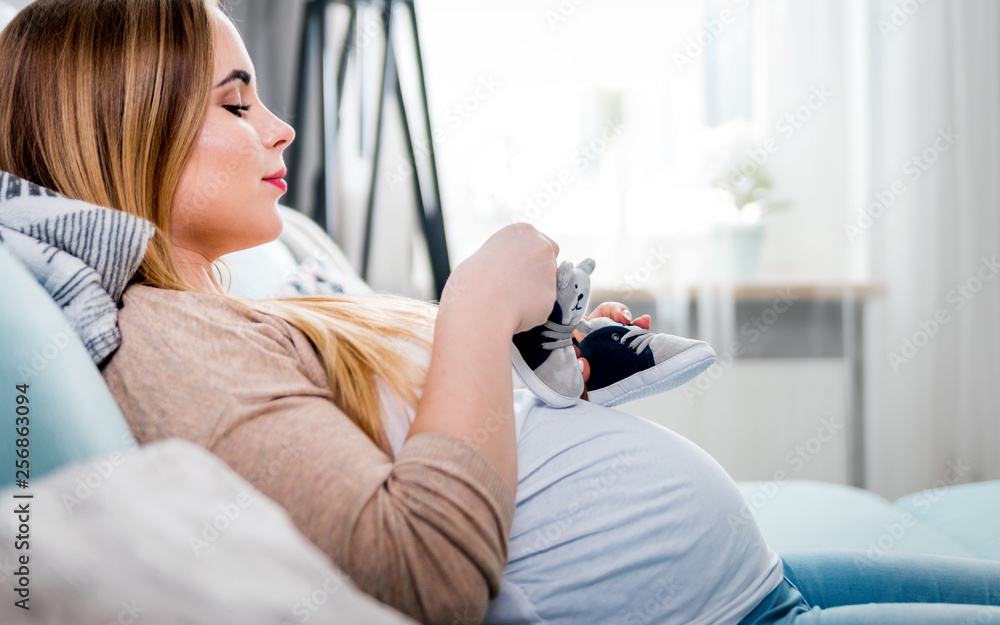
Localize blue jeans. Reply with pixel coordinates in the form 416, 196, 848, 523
738, 552, 1000, 624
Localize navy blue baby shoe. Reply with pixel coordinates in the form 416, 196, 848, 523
577, 318, 716, 407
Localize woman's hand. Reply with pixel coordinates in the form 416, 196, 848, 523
574, 302, 651, 399
414, 224, 559, 491
441, 223, 559, 335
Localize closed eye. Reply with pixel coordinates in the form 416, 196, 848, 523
223, 104, 252, 118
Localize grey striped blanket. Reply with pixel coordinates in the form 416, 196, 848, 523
0, 171, 154, 364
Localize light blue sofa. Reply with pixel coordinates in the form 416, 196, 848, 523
738, 480, 1000, 562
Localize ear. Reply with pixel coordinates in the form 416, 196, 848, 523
557, 260, 575, 289
577, 258, 596, 276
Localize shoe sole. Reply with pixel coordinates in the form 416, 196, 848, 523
586, 343, 717, 408
510, 343, 581, 408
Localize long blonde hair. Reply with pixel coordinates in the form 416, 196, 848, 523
0, 0, 434, 452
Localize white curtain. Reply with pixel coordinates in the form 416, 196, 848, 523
865, 0, 1000, 499
691, 0, 1000, 499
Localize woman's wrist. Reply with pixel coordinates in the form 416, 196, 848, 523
438, 271, 520, 338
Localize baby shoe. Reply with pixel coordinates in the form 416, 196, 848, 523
511, 315, 584, 408
511, 258, 596, 408
577, 317, 716, 407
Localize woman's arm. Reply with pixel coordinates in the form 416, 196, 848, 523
407, 223, 559, 490
102, 285, 539, 625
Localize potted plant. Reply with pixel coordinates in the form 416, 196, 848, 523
695, 121, 790, 280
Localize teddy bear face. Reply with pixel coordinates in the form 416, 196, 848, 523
553, 258, 595, 325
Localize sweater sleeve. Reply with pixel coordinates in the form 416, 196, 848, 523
101, 287, 516, 625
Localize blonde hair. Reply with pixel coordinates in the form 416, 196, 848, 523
0, 0, 434, 452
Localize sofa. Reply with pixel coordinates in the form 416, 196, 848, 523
2, 207, 998, 624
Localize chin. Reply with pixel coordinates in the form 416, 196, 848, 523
251, 204, 284, 245
263, 206, 285, 241
224, 214, 282, 255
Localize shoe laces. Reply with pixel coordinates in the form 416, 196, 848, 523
614, 325, 655, 355
539, 320, 577, 351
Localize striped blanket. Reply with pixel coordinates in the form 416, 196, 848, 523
0, 171, 154, 364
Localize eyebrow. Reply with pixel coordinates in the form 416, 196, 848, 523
214, 69, 251, 89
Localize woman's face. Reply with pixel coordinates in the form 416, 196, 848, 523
170, 11, 295, 263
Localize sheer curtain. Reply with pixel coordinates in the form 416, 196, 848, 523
865, 0, 1000, 499
741, 0, 1000, 498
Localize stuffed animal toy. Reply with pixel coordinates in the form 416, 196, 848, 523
511, 258, 595, 407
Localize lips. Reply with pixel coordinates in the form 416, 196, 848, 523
264, 168, 288, 194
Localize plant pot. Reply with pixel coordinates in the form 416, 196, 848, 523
711, 221, 765, 281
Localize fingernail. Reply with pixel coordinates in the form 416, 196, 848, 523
578, 359, 585, 372
623, 309, 632, 321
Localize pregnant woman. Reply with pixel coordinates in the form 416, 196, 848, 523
0, 1, 997, 624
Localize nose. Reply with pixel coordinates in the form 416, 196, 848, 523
262, 107, 295, 151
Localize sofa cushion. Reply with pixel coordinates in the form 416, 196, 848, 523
737, 480, 979, 560
0, 244, 134, 488
894, 480, 1000, 561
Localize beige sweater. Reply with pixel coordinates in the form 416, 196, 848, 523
100, 285, 516, 625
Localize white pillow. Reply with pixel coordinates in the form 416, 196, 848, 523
0, 438, 417, 624
224, 206, 373, 299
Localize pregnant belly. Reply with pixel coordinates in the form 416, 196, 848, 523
488, 391, 782, 625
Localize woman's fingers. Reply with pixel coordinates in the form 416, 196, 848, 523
578, 357, 590, 400
584, 301, 625, 323
585, 302, 651, 329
